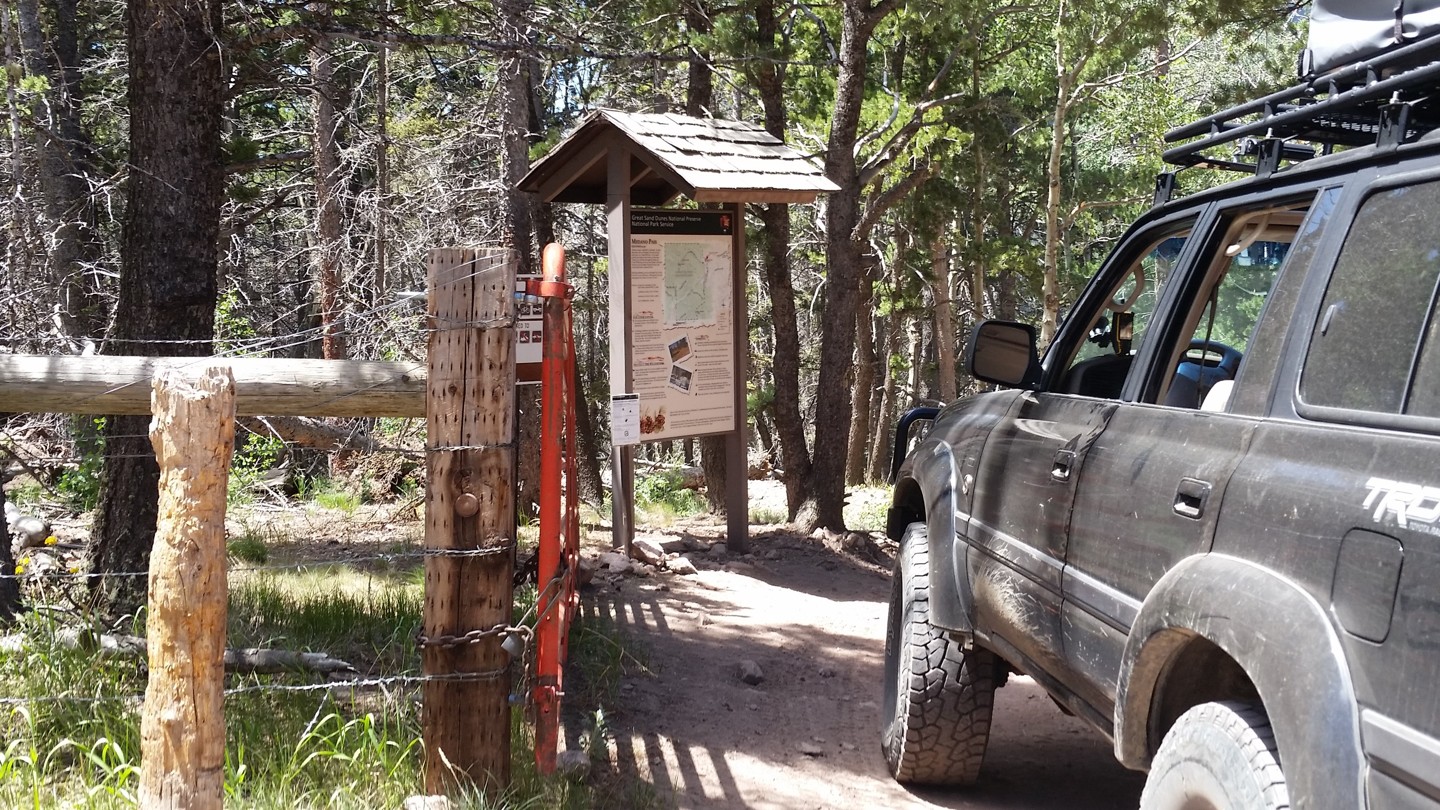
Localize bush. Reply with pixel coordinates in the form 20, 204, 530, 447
634, 470, 706, 520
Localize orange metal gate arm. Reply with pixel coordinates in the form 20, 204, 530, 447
530, 243, 580, 774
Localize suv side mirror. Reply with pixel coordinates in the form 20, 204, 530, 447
967, 320, 1041, 390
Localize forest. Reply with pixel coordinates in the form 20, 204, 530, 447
0, 0, 1307, 616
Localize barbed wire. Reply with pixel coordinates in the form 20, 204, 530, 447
0, 252, 518, 360
0, 670, 517, 708
0, 257, 567, 710
0, 572, 559, 708
2, 543, 534, 581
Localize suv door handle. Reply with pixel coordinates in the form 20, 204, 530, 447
1052, 449, 1077, 482
1174, 478, 1212, 519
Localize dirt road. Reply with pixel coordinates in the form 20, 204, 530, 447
585, 524, 1145, 810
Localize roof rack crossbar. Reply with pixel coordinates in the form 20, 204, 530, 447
1166, 33, 1440, 145
1163, 57, 1440, 166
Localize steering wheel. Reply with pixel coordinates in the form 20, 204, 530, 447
1182, 339, 1243, 378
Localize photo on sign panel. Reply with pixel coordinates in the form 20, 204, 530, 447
669, 336, 692, 362
669, 365, 693, 393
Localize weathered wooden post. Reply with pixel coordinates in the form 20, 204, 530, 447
422, 248, 516, 794
140, 366, 236, 810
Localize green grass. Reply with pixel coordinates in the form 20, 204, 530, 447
843, 485, 890, 532
227, 533, 269, 565
5, 479, 46, 508
748, 504, 786, 525
633, 470, 706, 525
228, 569, 423, 672
295, 475, 363, 512
0, 560, 652, 808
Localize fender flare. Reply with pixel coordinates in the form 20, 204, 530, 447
908, 440, 973, 634
1114, 554, 1364, 810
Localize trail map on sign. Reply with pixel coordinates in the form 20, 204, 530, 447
627, 210, 736, 442
664, 243, 727, 325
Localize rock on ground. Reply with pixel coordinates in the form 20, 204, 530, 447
556, 749, 591, 777
597, 551, 631, 574
632, 535, 666, 566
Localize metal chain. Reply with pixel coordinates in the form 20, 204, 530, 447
415, 622, 533, 651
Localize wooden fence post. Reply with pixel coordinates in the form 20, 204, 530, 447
140, 366, 236, 810
422, 248, 516, 795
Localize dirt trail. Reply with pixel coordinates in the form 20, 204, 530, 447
583, 521, 1146, 810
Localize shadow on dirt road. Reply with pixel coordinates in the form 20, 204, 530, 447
577, 529, 1144, 809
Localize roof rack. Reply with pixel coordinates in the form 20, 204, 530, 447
1158, 35, 1440, 200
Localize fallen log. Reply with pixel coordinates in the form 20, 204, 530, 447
0, 629, 357, 675
0, 355, 425, 418
237, 416, 379, 454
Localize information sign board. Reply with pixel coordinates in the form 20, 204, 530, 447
627, 210, 736, 441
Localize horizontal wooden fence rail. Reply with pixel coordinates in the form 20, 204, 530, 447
0, 355, 426, 418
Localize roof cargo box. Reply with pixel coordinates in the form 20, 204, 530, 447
1307, 0, 1440, 75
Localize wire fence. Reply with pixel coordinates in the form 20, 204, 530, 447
0, 255, 544, 727
0, 543, 553, 708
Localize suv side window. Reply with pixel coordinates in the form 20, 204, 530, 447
1300, 180, 1440, 417
1146, 201, 1313, 409
1056, 232, 1190, 399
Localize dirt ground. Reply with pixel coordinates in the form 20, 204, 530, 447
580, 487, 1146, 810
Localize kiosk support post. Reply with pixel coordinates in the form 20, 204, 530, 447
606, 147, 635, 553
724, 202, 749, 553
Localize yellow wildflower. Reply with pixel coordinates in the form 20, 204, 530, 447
44, 535, 57, 546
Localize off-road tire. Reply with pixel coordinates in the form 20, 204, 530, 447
1141, 700, 1290, 810
882, 522, 997, 785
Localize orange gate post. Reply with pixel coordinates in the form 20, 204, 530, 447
531, 243, 581, 773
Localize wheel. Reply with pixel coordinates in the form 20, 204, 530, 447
881, 522, 997, 785
1140, 700, 1289, 810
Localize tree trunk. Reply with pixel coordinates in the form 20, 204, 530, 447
312, 30, 346, 360
499, 0, 541, 514
683, 0, 729, 515
18, 0, 105, 342
966, 48, 989, 352
373, 3, 390, 304
1042, 86, 1069, 346
867, 307, 902, 482
0, 484, 18, 624
801, 0, 887, 531
90, 0, 224, 617
499, 0, 536, 277
755, 414, 774, 460
930, 236, 958, 402
751, 0, 811, 520
684, 0, 713, 117
701, 434, 726, 514
845, 264, 875, 486
904, 315, 927, 403
516, 386, 541, 517
571, 354, 603, 506
997, 263, 1019, 321
3, 0, 34, 293
1043, 13, 1081, 347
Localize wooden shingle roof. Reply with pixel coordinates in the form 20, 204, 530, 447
518, 110, 838, 205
